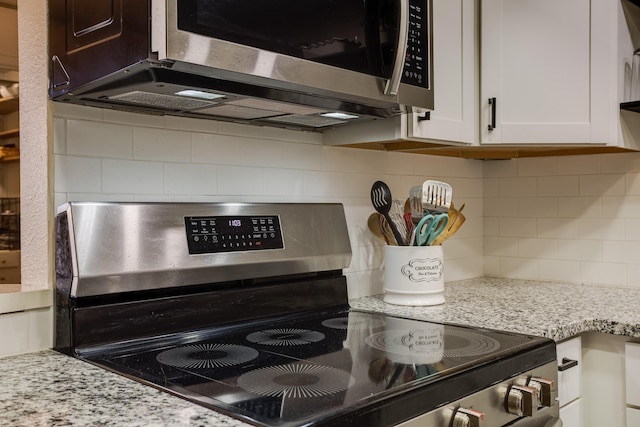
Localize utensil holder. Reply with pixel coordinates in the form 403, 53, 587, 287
383, 245, 445, 306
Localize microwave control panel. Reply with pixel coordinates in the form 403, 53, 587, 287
185, 215, 284, 254
402, 0, 429, 88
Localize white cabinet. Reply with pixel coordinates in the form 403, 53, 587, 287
626, 342, 640, 427
406, 0, 477, 145
324, 0, 477, 148
557, 336, 583, 427
480, 0, 616, 145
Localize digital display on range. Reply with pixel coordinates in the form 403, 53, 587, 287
184, 215, 284, 254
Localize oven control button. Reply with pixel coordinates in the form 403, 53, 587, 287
527, 377, 556, 407
506, 385, 538, 417
452, 407, 485, 427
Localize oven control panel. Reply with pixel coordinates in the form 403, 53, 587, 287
184, 215, 284, 254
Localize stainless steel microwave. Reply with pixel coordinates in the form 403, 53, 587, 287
49, 0, 434, 131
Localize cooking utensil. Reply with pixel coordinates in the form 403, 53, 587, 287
378, 214, 399, 245
409, 185, 424, 221
431, 205, 466, 246
371, 181, 406, 246
422, 180, 453, 213
389, 199, 409, 244
415, 213, 449, 246
367, 213, 390, 244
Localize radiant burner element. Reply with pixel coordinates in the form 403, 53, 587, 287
246, 329, 325, 346
156, 344, 259, 369
366, 327, 501, 359
237, 363, 356, 398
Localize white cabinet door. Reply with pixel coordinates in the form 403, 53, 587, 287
557, 336, 582, 407
480, 0, 616, 145
560, 398, 583, 427
407, 0, 477, 145
626, 342, 640, 406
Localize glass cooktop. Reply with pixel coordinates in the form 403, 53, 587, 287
83, 309, 553, 427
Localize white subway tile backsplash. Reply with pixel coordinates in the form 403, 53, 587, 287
321, 146, 356, 172
386, 152, 415, 175
283, 141, 323, 171
538, 259, 581, 283
67, 120, 134, 159
578, 218, 626, 240
134, 128, 191, 162
484, 197, 518, 217
54, 155, 102, 193
500, 177, 538, 197
483, 159, 517, 178
164, 163, 217, 195
579, 174, 626, 196
580, 261, 627, 286
602, 240, 640, 263
537, 218, 581, 239
53, 118, 66, 155
102, 159, 164, 194
262, 168, 305, 197
517, 157, 558, 177
557, 155, 601, 175
601, 152, 640, 173
217, 165, 264, 196
538, 176, 580, 196
558, 196, 602, 218
626, 173, 640, 195
501, 257, 539, 280
241, 137, 285, 168
354, 149, 389, 174
192, 133, 242, 165
518, 197, 558, 218
500, 217, 537, 237
51, 109, 640, 302
303, 170, 346, 199
519, 238, 557, 259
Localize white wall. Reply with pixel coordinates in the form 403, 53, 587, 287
52, 103, 485, 299
484, 154, 640, 287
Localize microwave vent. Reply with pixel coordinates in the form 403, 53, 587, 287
108, 91, 217, 111
265, 114, 346, 128
193, 104, 283, 120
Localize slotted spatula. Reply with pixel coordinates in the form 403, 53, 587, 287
422, 180, 453, 213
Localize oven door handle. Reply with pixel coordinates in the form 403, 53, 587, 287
384, 0, 409, 95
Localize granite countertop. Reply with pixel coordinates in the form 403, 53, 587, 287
3, 277, 640, 426
350, 276, 640, 341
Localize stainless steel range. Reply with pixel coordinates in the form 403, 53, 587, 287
54, 202, 561, 427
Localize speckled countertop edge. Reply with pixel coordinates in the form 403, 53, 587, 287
349, 276, 640, 342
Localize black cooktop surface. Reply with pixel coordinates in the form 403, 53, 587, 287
82, 309, 554, 427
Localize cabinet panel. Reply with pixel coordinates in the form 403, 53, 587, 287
557, 336, 582, 407
627, 407, 640, 427
625, 342, 640, 406
560, 398, 583, 427
480, 0, 615, 145
407, 0, 477, 145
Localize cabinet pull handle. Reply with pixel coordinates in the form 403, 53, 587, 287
417, 111, 431, 122
558, 357, 578, 372
488, 97, 497, 131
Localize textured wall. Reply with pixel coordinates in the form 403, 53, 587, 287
18, 0, 53, 290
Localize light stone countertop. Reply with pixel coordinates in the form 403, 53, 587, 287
2, 277, 640, 426
350, 276, 640, 342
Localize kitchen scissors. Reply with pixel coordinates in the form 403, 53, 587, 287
414, 213, 449, 246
